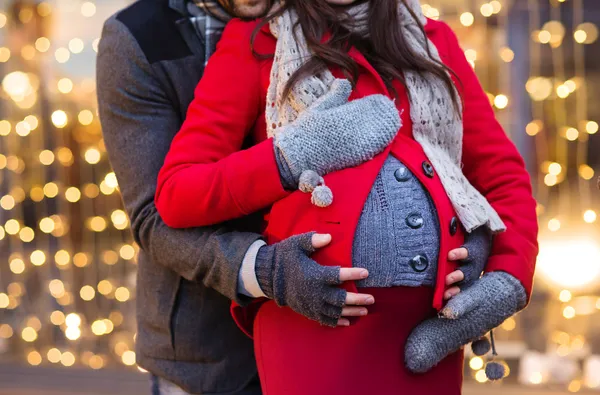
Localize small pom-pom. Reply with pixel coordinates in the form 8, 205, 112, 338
311, 185, 333, 208
471, 337, 491, 356
299, 170, 321, 193
485, 361, 506, 381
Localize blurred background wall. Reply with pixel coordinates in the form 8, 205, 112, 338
0, 0, 599, 393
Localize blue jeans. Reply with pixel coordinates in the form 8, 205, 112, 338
151, 375, 261, 395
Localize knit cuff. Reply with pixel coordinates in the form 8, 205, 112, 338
274, 143, 298, 191
254, 246, 275, 299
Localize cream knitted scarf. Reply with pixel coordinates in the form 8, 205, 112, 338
265, 0, 505, 233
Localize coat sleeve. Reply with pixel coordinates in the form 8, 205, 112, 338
155, 20, 288, 229
441, 22, 539, 299
97, 16, 263, 303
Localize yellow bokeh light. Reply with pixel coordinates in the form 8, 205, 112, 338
39, 150, 55, 165
529, 372, 543, 385
544, 173, 557, 187
89, 355, 104, 369
586, 121, 598, 134
55, 47, 70, 63
5, 219, 20, 235
103, 250, 119, 266
579, 164, 594, 180
16, 121, 32, 137
80, 285, 96, 301
21, 45, 36, 60
98, 280, 114, 296
55, 250, 71, 266
57, 78, 73, 94
563, 306, 576, 319
119, 245, 135, 260
548, 218, 561, 232
480, 3, 493, 17
538, 30, 551, 44
56, 147, 74, 165
559, 290, 572, 302
475, 369, 488, 383
65, 326, 81, 341
0, 293, 8, 308
0, 47, 11, 63
9, 258, 25, 274
39, 217, 55, 233
0, 324, 13, 338
584, 210, 597, 224
35, 37, 51, 53
8, 282, 24, 297
565, 127, 579, 141
501, 317, 516, 331
27, 351, 42, 366
115, 287, 131, 302
30, 186, 44, 202
122, 350, 136, 366
568, 379, 582, 393
65, 313, 81, 327
84, 148, 101, 164
51, 110, 68, 128
111, 210, 129, 230
78, 110, 94, 125
1, 195, 15, 210
100, 181, 116, 195
499, 47, 514, 63
26, 316, 42, 331
0, 13, 6, 28
81, 2, 97, 17
65, 187, 81, 203
0, 120, 11, 136
49, 279, 65, 298
557, 84, 570, 98
50, 310, 65, 325
88, 216, 107, 232
460, 12, 474, 27
21, 327, 38, 342
83, 183, 100, 198
43, 182, 59, 198
490, 0, 502, 14
47, 348, 61, 363
68, 38, 85, 54
73, 253, 90, 268
493, 94, 508, 109
574, 30, 587, 44
61, 351, 75, 367
91, 320, 107, 336
19, 227, 35, 242
110, 311, 124, 327
469, 356, 484, 370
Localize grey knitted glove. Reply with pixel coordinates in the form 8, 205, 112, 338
274, 79, 401, 190
254, 232, 346, 327
405, 271, 527, 373
457, 227, 492, 287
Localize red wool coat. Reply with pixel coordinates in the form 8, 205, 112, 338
156, 18, 538, 332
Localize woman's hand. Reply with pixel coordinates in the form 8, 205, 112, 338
444, 226, 492, 300
274, 79, 401, 189
404, 272, 526, 373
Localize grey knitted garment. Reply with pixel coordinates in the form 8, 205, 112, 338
266, 0, 506, 233
353, 156, 440, 288
405, 271, 527, 373
274, 79, 400, 186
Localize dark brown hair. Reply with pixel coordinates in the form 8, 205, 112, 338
253, 0, 461, 110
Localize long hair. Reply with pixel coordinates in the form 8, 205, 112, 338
252, 0, 461, 110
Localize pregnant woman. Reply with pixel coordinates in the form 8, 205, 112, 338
155, 0, 538, 393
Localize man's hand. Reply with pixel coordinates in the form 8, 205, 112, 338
404, 272, 526, 373
443, 227, 492, 300
255, 233, 375, 327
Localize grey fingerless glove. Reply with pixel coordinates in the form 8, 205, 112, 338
458, 226, 492, 287
254, 232, 346, 327
274, 79, 401, 190
405, 271, 527, 373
